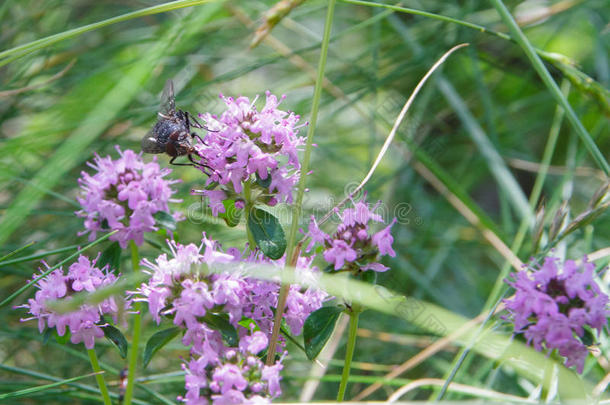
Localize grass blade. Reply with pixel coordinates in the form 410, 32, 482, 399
490, 0, 610, 176
0, 372, 101, 400
0, 0, 218, 66
0, 231, 117, 309
0, 7, 196, 247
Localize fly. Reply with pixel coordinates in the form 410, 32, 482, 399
141, 79, 208, 169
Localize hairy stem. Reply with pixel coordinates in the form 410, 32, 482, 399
124, 241, 142, 405
87, 348, 112, 405
265, 0, 337, 365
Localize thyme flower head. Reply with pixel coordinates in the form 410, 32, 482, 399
135, 234, 327, 403
19, 255, 122, 349
194, 92, 305, 214
503, 257, 609, 373
77, 146, 182, 248
306, 199, 397, 273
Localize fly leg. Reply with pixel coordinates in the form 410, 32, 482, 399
188, 111, 217, 132
168, 156, 198, 167
191, 132, 207, 145
188, 154, 211, 175
186, 111, 204, 129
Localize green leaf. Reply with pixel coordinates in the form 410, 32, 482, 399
154, 211, 177, 232
255, 172, 272, 188
42, 328, 53, 345
361, 269, 377, 284
580, 327, 595, 347
247, 208, 286, 260
303, 306, 343, 360
218, 199, 242, 228
143, 327, 181, 368
98, 242, 121, 272
203, 313, 238, 346
238, 317, 260, 332
103, 324, 128, 359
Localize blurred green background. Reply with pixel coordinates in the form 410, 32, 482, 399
1, 0, 609, 403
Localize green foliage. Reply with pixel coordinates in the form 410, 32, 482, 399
143, 327, 182, 368
153, 211, 178, 232
218, 199, 242, 227
202, 312, 239, 346
102, 324, 128, 359
247, 207, 287, 260
98, 242, 121, 273
303, 305, 343, 360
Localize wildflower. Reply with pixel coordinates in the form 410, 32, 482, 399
181, 331, 282, 404
306, 199, 396, 272
77, 146, 182, 248
193, 92, 305, 213
135, 234, 328, 403
503, 257, 609, 373
19, 255, 122, 349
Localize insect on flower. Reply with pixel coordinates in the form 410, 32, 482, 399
141, 79, 208, 169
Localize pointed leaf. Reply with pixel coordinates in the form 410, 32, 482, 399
361, 270, 377, 285
143, 327, 181, 368
218, 199, 242, 228
238, 317, 260, 332
247, 208, 286, 260
256, 172, 272, 188
303, 306, 343, 360
203, 313, 238, 347
154, 211, 177, 232
98, 242, 121, 272
42, 328, 53, 345
103, 324, 128, 359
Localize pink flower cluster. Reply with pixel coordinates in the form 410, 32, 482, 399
307, 199, 396, 272
19, 255, 121, 349
136, 234, 327, 403
77, 146, 181, 248
503, 257, 609, 373
182, 331, 282, 405
194, 92, 305, 214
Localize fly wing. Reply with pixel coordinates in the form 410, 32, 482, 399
141, 132, 165, 154
160, 79, 176, 115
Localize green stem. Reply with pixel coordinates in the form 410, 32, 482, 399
337, 308, 360, 402
124, 241, 142, 405
243, 180, 257, 250
489, 0, 610, 176
265, 0, 337, 365
87, 348, 112, 405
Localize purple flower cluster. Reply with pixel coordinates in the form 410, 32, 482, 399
77, 146, 182, 248
19, 255, 121, 349
136, 234, 326, 403
194, 92, 305, 214
182, 331, 282, 405
307, 200, 396, 272
504, 257, 609, 373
